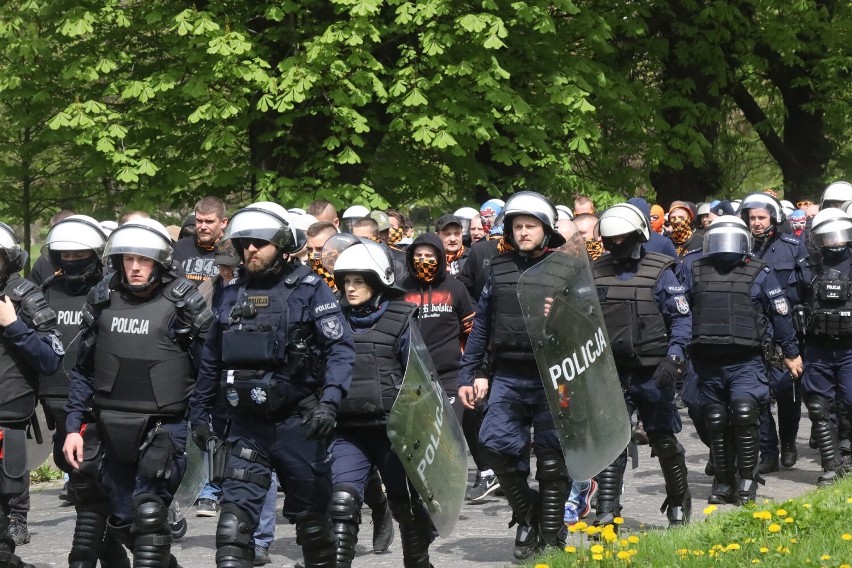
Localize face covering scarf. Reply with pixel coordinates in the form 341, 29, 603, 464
585, 239, 605, 260
413, 257, 439, 283
669, 219, 693, 256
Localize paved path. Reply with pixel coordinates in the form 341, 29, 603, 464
21, 410, 823, 567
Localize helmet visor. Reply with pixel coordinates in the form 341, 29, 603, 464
703, 227, 752, 255
224, 208, 295, 251
104, 225, 172, 266
813, 223, 852, 248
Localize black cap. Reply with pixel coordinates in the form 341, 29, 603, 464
713, 200, 737, 217
435, 214, 463, 232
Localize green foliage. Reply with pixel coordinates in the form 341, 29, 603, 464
30, 461, 63, 483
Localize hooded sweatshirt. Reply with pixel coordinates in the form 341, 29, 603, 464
401, 233, 474, 390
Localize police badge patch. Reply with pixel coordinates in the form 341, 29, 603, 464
49, 334, 65, 356
250, 387, 267, 404
774, 297, 789, 316
320, 315, 344, 340
674, 295, 690, 315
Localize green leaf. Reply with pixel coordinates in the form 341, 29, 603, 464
402, 88, 427, 106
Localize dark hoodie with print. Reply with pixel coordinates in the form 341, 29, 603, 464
401, 233, 475, 392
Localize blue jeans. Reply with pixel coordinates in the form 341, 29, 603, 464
254, 472, 278, 549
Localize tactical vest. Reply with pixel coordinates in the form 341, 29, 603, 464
342, 301, 416, 424
0, 275, 56, 426
594, 253, 672, 368
690, 258, 766, 350
489, 255, 536, 365
806, 265, 852, 337
92, 281, 194, 417
219, 264, 324, 415
40, 281, 87, 401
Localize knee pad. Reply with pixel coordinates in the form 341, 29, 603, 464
805, 395, 832, 421
132, 495, 168, 535
704, 404, 728, 433
730, 399, 760, 427
481, 446, 520, 476
295, 514, 334, 550
649, 433, 685, 460
69, 477, 109, 515
215, 504, 255, 550
534, 450, 569, 482
329, 486, 362, 523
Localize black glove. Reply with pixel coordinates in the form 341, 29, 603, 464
191, 421, 215, 452
301, 402, 337, 440
138, 430, 177, 480
653, 356, 684, 390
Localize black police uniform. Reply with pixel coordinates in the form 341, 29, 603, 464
0, 274, 63, 567
65, 272, 212, 568
41, 273, 129, 568
190, 261, 355, 568
329, 300, 430, 568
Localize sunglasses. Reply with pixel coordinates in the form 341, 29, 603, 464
797, 201, 813, 209
240, 238, 269, 250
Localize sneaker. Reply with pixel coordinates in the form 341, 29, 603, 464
253, 546, 271, 566
577, 479, 598, 518
563, 502, 579, 525
466, 473, 500, 501
196, 498, 218, 517
9, 518, 30, 546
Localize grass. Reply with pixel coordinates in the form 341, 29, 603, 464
525, 476, 852, 567
30, 460, 63, 483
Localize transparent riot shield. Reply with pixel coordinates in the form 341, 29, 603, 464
518, 251, 631, 481
386, 325, 467, 536
168, 435, 208, 524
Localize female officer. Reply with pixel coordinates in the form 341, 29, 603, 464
326, 239, 433, 568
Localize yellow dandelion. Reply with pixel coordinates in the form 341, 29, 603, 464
803, 503, 812, 509
753, 511, 771, 521
840, 565, 850, 568
604, 531, 618, 543
590, 544, 605, 554
703, 504, 718, 515
752, 560, 761, 565
617, 551, 632, 560
768, 523, 781, 533
677, 549, 689, 556
744, 538, 755, 544
759, 547, 768, 553
847, 497, 852, 503
613, 517, 624, 525
628, 535, 640, 544
726, 543, 741, 551
709, 550, 717, 558
821, 555, 831, 561
534, 564, 549, 568
693, 550, 705, 556
592, 554, 603, 561
572, 521, 587, 531
564, 546, 576, 553
785, 517, 794, 523
842, 533, 852, 541
775, 508, 788, 517
711, 544, 724, 551
586, 526, 601, 535
619, 539, 629, 547
603, 524, 616, 534
790, 538, 798, 544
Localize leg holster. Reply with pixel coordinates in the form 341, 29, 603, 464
649, 433, 690, 524
295, 514, 336, 568
534, 450, 570, 547
329, 486, 361, 568
215, 504, 254, 568
131, 495, 172, 568
594, 448, 627, 525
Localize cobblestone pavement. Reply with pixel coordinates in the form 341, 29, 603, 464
21, 410, 823, 567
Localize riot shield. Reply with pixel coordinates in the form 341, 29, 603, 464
26, 405, 53, 470
386, 325, 467, 537
168, 436, 208, 524
518, 251, 631, 481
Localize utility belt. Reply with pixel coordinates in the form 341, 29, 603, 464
221, 322, 324, 380
803, 307, 852, 338
221, 369, 320, 420
94, 410, 171, 464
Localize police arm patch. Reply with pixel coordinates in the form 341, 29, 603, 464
674, 295, 690, 315
320, 315, 344, 340
49, 333, 65, 356
773, 296, 789, 316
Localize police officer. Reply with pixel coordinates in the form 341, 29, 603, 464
0, 222, 63, 568
189, 202, 355, 568
681, 216, 802, 505
458, 191, 569, 560
326, 239, 432, 568
63, 219, 213, 568
788, 208, 852, 487
39, 216, 130, 568
738, 192, 804, 472
592, 204, 692, 526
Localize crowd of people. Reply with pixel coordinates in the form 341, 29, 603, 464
0, 182, 850, 567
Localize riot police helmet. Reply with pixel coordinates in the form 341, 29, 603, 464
739, 192, 785, 225
702, 215, 753, 257
779, 200, 795, 218
596, 203, 650, 261
810, 207, 852, 250
44, 215, 108, 284
556, 205, 574, 221
224, 201, 300, 256
453, 207, 479, 235
501, 191, 566, 250
0, 223, 26, 289
332, 239, 398, 306
104, 218, 174, 291
820, 181, 852, 210
341, 205, 370, 233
